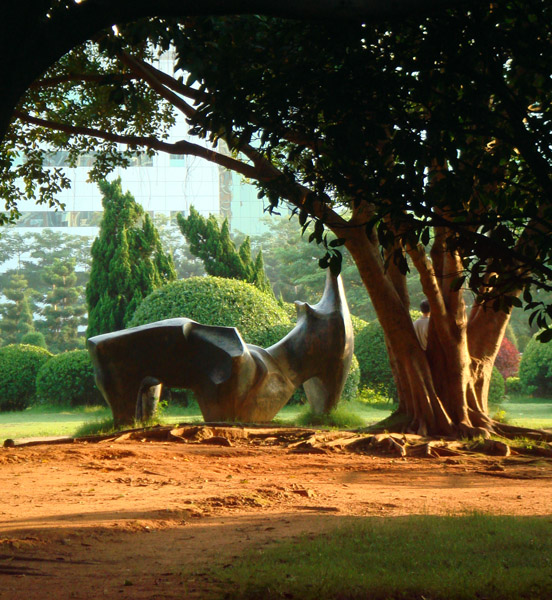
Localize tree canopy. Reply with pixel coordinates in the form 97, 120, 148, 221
0, 0, 468, 148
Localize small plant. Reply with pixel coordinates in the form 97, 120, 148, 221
491, 408, 509, 424
294, 404, 366, 428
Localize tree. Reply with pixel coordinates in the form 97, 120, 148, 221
0, 1, 470, 157
86, 179, 176, 337
0, 274, 35, 346
4, 4, 552, 439
41, 258, 86, 353
494, 338, 521, 381
154, 8, 552, 438
153, 214, 206, 279
177, 206, 273, 294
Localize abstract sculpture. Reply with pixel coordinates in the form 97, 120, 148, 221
87, 272, 353, 426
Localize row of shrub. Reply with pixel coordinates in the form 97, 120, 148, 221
0, 344, 102, 412
0, 277, 363, 412
5, 275, 549, 413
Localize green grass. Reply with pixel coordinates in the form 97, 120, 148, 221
0, 403, 205, 443
495, 395, 552, 429
207, 514, 552, 600
1, 394, 550, 444
275, 400, 395, 428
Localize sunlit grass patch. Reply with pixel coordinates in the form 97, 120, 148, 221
210, 514, 552, 600
292, 403, 369, 429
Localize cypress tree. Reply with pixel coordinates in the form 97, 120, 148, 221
177, 207, 272, 295
252, 248, 272, 296
0, 273, 34, 345
86, 179, 176, 337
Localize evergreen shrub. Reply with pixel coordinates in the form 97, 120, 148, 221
21, 331, 48, 349
36, 350, 104, 407
354, 321, 397, 399
505, 376, 523, 395
519, 334, 552, 397
488, 367, 506, 405
128, 276, 292, 345
0, 344, 53, 411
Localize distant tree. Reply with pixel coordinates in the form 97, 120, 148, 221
0, 230, 31, 272
86, 179, 176, 337
0, 229, 93, 320
494, 338, 521, 381
0, 273, 34, 345
40, 258, 86, 353
177, 206, 273, 294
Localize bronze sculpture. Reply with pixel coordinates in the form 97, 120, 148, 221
87, 272, 353, 426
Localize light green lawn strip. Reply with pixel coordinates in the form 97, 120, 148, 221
209, 514, 552, 600
1, 396, 551, 443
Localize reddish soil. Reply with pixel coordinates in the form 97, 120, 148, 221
1, 426, 551, 599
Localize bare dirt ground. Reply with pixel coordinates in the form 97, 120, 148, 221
1, 425, 551, 599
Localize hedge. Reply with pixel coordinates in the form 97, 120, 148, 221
0, 344, 53, 411
128, 276, 292, 346
36, 350, 104, 407
519, 334, 552, 397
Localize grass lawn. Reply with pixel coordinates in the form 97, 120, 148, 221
1, 395, 550, 444
0, 401, 395, 444
497, 395, 552, 429
207, 514, 552, 600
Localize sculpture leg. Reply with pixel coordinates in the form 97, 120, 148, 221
135, 377, 162, 422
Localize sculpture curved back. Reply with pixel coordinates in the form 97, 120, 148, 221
87, 272, 354, 425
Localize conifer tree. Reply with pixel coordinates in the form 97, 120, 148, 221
0, 273, 34, 345
41, 258, 86, 353
177, 207, 273, 295
251, 249, 272, 296
86, 179, 176, 337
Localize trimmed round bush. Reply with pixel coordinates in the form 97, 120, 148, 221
505, 376, 523, 395
519, 334, 552, 397
354, 321, 397, 399
21, 331, 48, 349
488, 366, 506, 404
0, 344, 53, 411
36, 350, 104, 407
128, 276, 292, 345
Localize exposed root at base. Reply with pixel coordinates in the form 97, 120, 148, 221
5, 421, 552, 460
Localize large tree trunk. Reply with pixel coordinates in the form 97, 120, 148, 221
343, 225, 509, 438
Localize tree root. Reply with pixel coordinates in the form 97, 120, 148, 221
490, 421, 552, 442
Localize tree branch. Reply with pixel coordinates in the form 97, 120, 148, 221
13, 111, 259, 180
